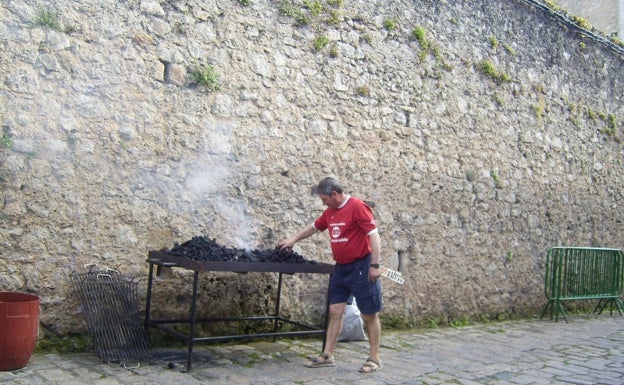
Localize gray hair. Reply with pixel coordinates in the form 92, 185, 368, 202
316, 177, 344, 196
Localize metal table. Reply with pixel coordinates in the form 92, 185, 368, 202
144, 250, 334, 370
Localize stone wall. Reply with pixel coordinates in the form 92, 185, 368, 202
1, 0, 623, 335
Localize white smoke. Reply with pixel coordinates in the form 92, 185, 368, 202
184, 156, 230, 196
214, 198, 257, 250
182, 121, 258, 249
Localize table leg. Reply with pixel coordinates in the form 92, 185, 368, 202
273, 273, 283, 336
144, 263, 155, 330
187, 271, 200, 371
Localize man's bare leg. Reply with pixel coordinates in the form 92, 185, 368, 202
360, 312, 381, 372
321, 302, 346, 356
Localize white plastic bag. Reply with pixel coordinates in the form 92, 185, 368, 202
338, 298, 367, 342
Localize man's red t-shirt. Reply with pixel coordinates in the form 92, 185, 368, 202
313, 196, 378, 264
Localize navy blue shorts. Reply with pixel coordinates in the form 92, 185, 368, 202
329, 254, 383, 315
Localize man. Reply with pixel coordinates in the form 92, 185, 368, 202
277, 177, 383, 373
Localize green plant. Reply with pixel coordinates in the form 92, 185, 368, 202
489, 36, 499, 48
571, 15, 592, 30
383, 18, 398, 31
604, 113, 618, 137
329, 43, 339, 58
327, 9, 341, 25
35, 7, 61, 30
356, 85, 370, 97
279, 1, 310, 25
1, 132, 12, 148
449, 318, 472, 328
506, 251, 513, 262
493, 93, 504, 107
36, 333, 89, 353
412, 26, 427, 46
503, 44, 516, 56
479, 60, 496, 76
246, 351, 261, 367
410, 26, 451, 70
490, 169, 500, 186
237, 0, 253, 5
191, 65, 221, 91
279, 0, 345, 46
412, 26, 429, 60
478, 60, 511, 84
533, 96, 546, 122
278, 0, 297, 16
571, 115, 581, 128
426, 319, 440, 329
543, 0, 560, 10
304, 0, 323, 18
313, 35, 329, 51
431, 46, 448, 68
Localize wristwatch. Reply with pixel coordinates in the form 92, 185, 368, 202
370, 263, 380, 269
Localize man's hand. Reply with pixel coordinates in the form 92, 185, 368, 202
369, 265, 381, 282
276, 224, 318, 250
277, 239, 295, 250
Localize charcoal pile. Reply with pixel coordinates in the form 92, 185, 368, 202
167, 235, 318, 264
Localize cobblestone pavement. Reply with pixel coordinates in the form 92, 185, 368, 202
1, 314, 623, 384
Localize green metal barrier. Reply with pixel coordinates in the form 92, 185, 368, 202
541, 247, 624, 322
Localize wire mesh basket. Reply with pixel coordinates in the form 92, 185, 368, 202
70, 264, 151, 364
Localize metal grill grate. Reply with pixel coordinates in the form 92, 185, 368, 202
70, 265, 151, 365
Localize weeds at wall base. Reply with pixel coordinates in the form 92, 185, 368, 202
35, 333, 90, 354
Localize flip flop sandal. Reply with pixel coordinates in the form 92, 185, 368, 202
305, 353, 335, 368
359, 357, 382, 373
